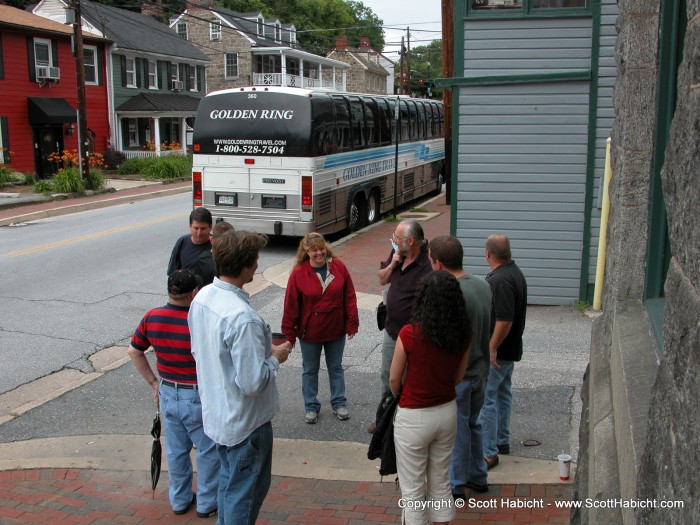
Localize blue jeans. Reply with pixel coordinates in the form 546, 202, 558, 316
450, 377, 488, 491
479, 360, 515, 458
216, 422, 273, 525
158, 382, 220, 514
300, 337, 347, 413
380, 330, 396, 393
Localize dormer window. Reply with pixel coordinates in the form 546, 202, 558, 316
257, 16, 264, 37
290, 28, 296, 45
275, 22, 282, 42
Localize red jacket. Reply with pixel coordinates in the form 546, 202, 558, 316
282, 258, 359, 344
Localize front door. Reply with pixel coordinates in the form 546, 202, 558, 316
33, 127, 63, 179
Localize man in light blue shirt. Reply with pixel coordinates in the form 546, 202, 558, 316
189, 230, 291, 525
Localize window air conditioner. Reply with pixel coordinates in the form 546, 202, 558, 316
36, 66, 60, 81
172, 80, 184, 91
211, 34, 221, 41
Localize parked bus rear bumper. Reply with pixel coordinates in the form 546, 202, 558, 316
212, 216, 315, 237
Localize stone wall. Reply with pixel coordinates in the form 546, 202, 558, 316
636, 3, 700, 522
576, 2, 700, 524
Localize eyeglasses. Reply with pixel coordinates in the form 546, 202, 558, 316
392, 233, 404, 242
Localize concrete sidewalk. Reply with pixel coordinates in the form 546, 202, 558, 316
0, 185, 579, 524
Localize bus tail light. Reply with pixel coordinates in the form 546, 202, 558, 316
301, 176, 312, 212
193, 171, 202, 207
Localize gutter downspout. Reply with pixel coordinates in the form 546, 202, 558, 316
593, 137, 613, 311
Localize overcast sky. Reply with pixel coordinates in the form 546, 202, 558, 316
359, 0, 444, 60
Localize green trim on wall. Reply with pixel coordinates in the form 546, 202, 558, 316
578, 0, 601, 302
436, 70, 591, 88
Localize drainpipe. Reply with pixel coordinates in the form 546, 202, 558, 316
593, 137, 613, 311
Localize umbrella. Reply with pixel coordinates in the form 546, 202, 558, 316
150, 397, 162, 499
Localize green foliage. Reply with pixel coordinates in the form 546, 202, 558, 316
221, 0, 385, 54
86, 170, 106, 190
34, 179, 53, 194
405, 40, 443, 99
53, 167, 86, 193
0, 165, 14, 184
142, 155, 193, 180
102, 149, 127, 170
573, 300, 590, 313
117, 157, 148, 175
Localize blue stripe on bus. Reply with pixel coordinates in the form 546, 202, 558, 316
322, 143, 443, 169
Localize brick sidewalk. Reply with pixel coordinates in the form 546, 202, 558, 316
0, 469, 572, 524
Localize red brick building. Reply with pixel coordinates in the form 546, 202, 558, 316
0, 5, 110, 178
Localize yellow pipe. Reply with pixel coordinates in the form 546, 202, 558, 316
593, 137, 613, 311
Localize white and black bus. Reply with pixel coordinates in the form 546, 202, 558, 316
191, 86, 444, 236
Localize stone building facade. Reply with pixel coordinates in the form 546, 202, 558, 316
327, 36, 390, 94
574, 1, 699, 523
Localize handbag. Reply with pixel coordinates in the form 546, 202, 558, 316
376, 301, 387, 331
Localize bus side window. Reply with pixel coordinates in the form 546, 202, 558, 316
399, 101, 410, 143
416, 101, 427, 140
348, 96, 365, 150
406, 101, 418, 141
386, 99, 398, 144
437, 104, 445, 138
424, 103, 433, 139
378, 99, 392, 146
333, 97, 351, 152
363, 97, 379, 148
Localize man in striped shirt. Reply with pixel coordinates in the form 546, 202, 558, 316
128, 269, 220, 518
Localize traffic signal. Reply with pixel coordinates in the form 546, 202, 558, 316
419, 79, 424, 84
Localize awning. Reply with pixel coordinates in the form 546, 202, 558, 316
28, 97, 77, 125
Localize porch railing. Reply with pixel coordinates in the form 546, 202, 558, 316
121, 149, 187, 159
252, 73, 344, 91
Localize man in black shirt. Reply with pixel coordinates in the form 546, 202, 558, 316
167, 207, 212, 275
479, 234, 527, 470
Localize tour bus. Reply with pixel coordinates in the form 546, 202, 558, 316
191, 86, 444, 237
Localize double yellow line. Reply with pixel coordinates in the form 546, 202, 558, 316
5, 212, 187, 258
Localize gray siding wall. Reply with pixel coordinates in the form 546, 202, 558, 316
456, 14, 609, 305
588, 1, 619, 290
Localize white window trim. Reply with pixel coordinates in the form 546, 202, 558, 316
33, 38, 52, 68
171, 63, 180, 82
83, 45, 98, 85
290, 29, 297, 45
177, 22, 188, 40
210, 21, 221, 41
275, 22, 282, 43
125, 56, 136, 88
225, 53, 239, 79
148, 59, 158, 89
257, 16, 264, 38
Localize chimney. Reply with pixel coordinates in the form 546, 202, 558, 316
335, 35, 348, 50
141, 0, 164, 22
359, 36, 371, 50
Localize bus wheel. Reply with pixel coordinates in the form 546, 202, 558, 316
366, 191, 380, 224
348, 194, 364, 232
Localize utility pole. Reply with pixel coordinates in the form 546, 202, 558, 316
406, 27, 411, 97
70, 0, 91, 187
399, 36, 405, 95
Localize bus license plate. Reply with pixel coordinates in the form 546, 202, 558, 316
216, 193, 237, 206
262, 195, 286, 209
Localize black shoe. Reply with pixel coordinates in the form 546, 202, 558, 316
466, 481, 489, 493
452, 492, 465, 504
173, 493, 196, 515
484, 454, 499, 470
197, 508, 217, 518
497, 443, 510, 455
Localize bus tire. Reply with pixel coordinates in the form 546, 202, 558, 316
348, 194, 365, 232
366, 190, 380, 225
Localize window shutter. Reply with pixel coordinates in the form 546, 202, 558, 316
120, 55, 127, 87
135, 58, 142, 87
51, 40, 59, 68
27, 37, 36, 82
0, 117, 9, 163
97, 48, 103, 86
0, 34, 4, 80
157, 61, 165, 89
197, 66, 204, 92
143, 59, 149, 88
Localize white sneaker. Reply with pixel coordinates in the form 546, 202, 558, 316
305, 411, 318, 424
333, 407, 350, 420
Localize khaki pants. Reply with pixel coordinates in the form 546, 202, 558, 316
394, 400, 458, 525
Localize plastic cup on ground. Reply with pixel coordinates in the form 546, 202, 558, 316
558, 454, 572, 480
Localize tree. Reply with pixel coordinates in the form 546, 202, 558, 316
406, 40, 443, 98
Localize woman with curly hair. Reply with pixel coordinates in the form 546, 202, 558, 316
282, 232, 359, 424
390, 270, 472, 525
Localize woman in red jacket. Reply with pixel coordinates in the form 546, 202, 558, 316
282, 232, 359, 424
